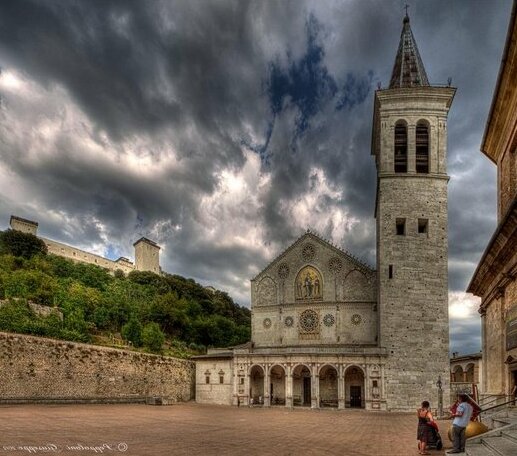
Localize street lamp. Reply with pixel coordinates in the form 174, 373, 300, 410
436, 375, 443, 418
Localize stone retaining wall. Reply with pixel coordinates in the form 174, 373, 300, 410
0, 332, 195, 403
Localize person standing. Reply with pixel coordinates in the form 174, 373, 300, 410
447, 394, 473, 454
417, 401, 434, 455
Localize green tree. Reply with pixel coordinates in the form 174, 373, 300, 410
0, 230, 47, 258
121, 317, 143, 347
142, 322, 165, 353
128, 270, 171, 294
4, 269, 57, 305
64, 308, 90, 334
59, 281, 101, 321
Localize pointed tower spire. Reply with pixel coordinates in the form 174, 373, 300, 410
389, 14, 430, 88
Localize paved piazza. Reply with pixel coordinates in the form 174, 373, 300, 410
0, 403, 453, 455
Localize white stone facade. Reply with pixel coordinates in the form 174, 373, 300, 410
196, 233, 388, 411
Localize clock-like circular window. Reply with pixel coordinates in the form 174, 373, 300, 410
263, 318, 272, 328
351, 314, 362, 325
299, 309, 319, 332
323, 314, 335, 327
284, 316, 294, 327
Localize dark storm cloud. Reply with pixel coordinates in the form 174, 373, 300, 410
450, 317, 482, 356
0, 0, 513, 352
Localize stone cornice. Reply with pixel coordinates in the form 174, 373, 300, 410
481, 1, 517, 164
468, 198, 517, 302
375, 86, 456, 107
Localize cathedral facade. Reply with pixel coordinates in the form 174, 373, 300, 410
195, 15, 455, 412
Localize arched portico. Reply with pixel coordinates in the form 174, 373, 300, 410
269, 365, 286, 405
319, 364, 338, 407
292, 364, 312, 406
452, 365, 464, 383
249, 365, 264, 405
345, 365, 365, 408
465, 363, 475, 383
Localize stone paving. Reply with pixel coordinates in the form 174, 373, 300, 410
0, 403, 455, 456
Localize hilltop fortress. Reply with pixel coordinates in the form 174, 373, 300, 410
7, 215, 161, 275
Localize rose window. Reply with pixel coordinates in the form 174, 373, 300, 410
301, 243, 316, 262
284, 316, 294, 327
323, 314, 335, 327
299, 309, 319, 332
351, 314, 362, 325
329, 257, 343, 273
263, 318, 272, 328
278, 263, 290, 279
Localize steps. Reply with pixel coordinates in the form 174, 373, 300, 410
466, 425, 517, 456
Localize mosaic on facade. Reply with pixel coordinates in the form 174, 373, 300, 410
295, 265, 323, 301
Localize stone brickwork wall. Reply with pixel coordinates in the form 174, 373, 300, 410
0, 332, 195, 402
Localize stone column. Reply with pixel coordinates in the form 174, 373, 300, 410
286, 365, 293, 408
311, 368, 319, 409
264, 365, 270, 407
232, 367, 239, 406
365, 364, 370, 410
245, 368, 251, 406
407, 122, 416, 173
338, 364, 345, 409
481, 311, 487, 393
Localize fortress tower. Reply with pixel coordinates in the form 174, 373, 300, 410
371, 15, 455, 410
133, 237, 161, 274
9, 215, 38, 235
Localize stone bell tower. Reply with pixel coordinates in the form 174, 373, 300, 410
371, 14, 455, 411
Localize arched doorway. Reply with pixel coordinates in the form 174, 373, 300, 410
319, 365, 338, 407
345, 365, 365, 408
249, 365, 264, 405
292, 364, 311, 406
270, 365, 286, 405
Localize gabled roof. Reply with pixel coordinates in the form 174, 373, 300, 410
389, 15, 430, 89
252, 229, 375, 281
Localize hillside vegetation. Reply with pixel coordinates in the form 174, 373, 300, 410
0, 229, 250, 356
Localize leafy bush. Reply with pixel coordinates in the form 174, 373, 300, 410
142, 322, 165, 353
0, 230, 47, 258
121, 317, 143, 347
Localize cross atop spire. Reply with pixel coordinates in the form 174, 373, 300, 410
389, 14, 430, 89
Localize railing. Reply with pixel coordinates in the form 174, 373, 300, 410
479, 399, 516, 415
478, 394, 508, 408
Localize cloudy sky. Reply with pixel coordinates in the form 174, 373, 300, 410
0, 0, 512, 354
